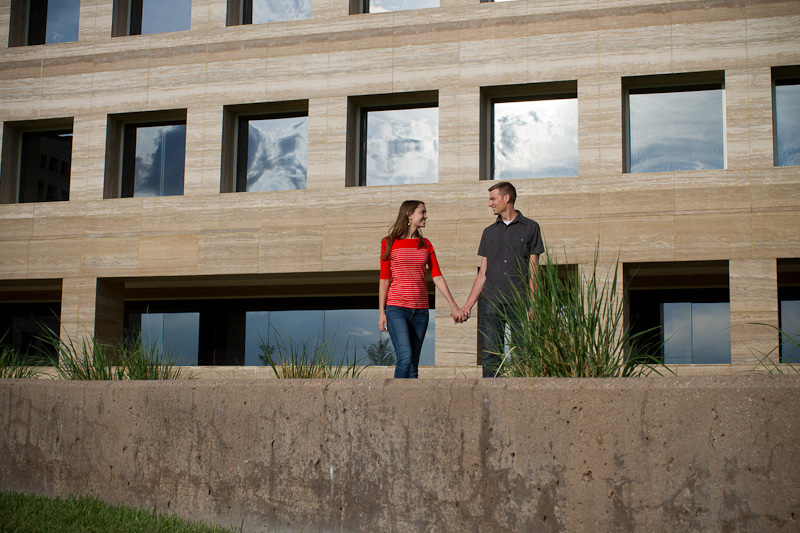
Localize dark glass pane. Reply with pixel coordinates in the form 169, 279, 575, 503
775, 83, 800, 167
140, 0, 191, 35
246, 116, 308, 191
691, 302, 731, 364
45, 0, 80, 44
629, 88, 724, 173
365, 107, 438, 186
493, 98, 578, 180
662, 302, 692, 364
140, 312, 199, 366
252, 0, 310, 24
0, 302, 60, 365
133, 124, 186, 197
367, 0, 437, 12
19, 130, 72, 203
781, 300, 800, 363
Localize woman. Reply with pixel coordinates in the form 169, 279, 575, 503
379, 200, 465, 378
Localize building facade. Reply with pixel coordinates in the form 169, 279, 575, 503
0, 0, 798, 376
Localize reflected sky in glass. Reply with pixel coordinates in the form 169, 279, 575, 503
141, 312, 200, 366
775, 83, 800, 167
780, 300, 800, 363
134, 124, 185, 197
368, 0, 438, 13
366, 107, 438, 186
662, 302, 730, 364
629, 88, 724, 173
141, 0, 192, 34
46, 0, 80, 43
246, 117, 308, 191
244, 309, 434, 367
253, 0, 310, 23
493, 98, 578, 180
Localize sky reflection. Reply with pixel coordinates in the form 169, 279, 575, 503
246, 117, 308, 191
781, 300, 800, 362
141, 312, 200, 366
46, 0, 80, 43
253, 0, 311, 23
133, 124, 186, 197
141, 0, 192, 34
662, 302, 730, 364
775, 83, 800, 167
366, 107, 438, 186
629, 88, 724, 173
493, 98, 578, 180
368, 0, 438, 13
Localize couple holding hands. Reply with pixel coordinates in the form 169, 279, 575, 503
378, 181, 545, 379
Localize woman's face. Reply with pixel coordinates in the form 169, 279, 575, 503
407, 203, 428, 229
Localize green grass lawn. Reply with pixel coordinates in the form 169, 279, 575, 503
0, 490, 237, 532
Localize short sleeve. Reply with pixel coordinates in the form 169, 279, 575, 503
426, 239, 443, 277
380, 239, 392, 279
477, 228, 489, 257
529, 223, 545, 256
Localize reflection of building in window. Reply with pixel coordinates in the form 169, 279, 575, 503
481, 82, 578, 180
627, 261, 731, 365
1, 120, 73, 204
228, 0, 310, 25
772, 66, 800, 167
624, 71, 725, 173
351, 0, 437, 14
347, 92, 438, 187
8, 0, 80, 46
112, 0, 191, 36
778, 259, 800, 363
124, 295, 435, 367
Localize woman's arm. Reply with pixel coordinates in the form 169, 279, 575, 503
431, 275, 465, 323
378, 278, 390, 332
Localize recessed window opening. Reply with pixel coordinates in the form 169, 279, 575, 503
354, 0, 438, 14
121, 121, 186, 197
0, 279, 62, 365
113, 0, 191, 36
623, 72, 725, 173
8, 0, 80, 46
772, 66, 800, 167
229, 0, 310, 25
626, 261, 731, 365
236, 112, 308, 192
778, 258, 800, 363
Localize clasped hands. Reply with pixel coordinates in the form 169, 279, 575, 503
450, 305, 471, 324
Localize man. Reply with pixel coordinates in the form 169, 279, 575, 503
461, 181, 545, 377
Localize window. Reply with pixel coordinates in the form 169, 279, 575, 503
627, 261, 731, 365
1, 119, 73, 204
221, 101, 308, 193
778, 259, 800, 363
104, 110, 186, 199
481, 82, 578, 181
227, 0, 310, 25
351, 0, 438, 14
8, 0, 80, 46
0, 280, 62, 365
624, 71, 725, 173
773, 66, 800, 167
112, 0, 191, 36
346, 92, 438, 187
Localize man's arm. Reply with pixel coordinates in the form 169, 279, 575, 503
528, 254, 540, 297
462, 256, 488, 318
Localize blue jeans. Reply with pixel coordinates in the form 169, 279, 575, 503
385, 306, 429, 379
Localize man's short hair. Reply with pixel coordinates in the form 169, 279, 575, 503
488, 181, 516, 204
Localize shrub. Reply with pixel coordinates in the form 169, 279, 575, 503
0, 344, 43, 379
258, 330, 364, 379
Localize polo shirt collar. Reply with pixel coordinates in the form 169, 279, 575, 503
495, 209, 523, 225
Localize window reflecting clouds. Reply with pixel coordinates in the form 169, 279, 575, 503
775, 81, 800, 167
130, 124, 186, 197
252, 0, 310, 24
140, 312, 200, 366
493, 98, 578, 180
629, 87, 724, 173
140, 0, 192, 34
45, 0, 80, 43
365, 107, 438, 186
367, 0, 438, 13
662, 302, 730, 364
244, 116, 308, 191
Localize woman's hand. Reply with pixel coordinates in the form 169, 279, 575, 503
379, 311, 388, 332
450, 305, 466, 324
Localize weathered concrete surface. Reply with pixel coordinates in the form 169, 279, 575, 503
1, 376, 799, 532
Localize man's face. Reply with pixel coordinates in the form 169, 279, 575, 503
488, 189, 507, 215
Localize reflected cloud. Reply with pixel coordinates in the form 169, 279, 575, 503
134, 124, 186, 197
246, 117, 308, 191
46, 0, 80, 44
494, 99, 578, 179
253, 0, 311, 23
366, 107, 438, 186
629, 89, 724, 173
369, 0, 438, 12
141, 0, 192, 34
775, 83, 800, 167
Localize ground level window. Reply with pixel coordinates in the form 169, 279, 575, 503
0, 301, 60, 365
778, 258, 800, 363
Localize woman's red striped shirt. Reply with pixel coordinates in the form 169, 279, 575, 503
380, 238, 442, 309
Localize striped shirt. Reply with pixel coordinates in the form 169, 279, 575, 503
380, 238, 442, 309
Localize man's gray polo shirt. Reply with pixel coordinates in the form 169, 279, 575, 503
477, 210, 545, 303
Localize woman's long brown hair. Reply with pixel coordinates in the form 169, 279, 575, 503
381, 200, 425, 261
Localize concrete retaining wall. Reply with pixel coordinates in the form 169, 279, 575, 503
2, 376, 799, 531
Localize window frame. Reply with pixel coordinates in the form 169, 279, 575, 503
112, 0, 191, 37
771, 66, 800, 168
622, 71, 726, 174
8, 0, 80, 47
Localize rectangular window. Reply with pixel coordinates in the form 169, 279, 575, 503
347, 92, 438, 187
1, 119, 73, 204
482, 82, 578, 180
778, 258, 800, 363
352, 0, 437, 14
624, 72, 725, 173
627, 260, 731, 365
773, 67, 800, 167
113, 0, 191, 36
8, 0, 80, 46
228, 0, 310, 25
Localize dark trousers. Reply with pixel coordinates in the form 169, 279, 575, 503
479, 298, 519, 378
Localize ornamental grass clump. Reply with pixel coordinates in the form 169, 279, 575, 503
493, 250, 667, 378
0, 343, 44, 379
745, 323, 800, 375
258, 330, 364, 379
